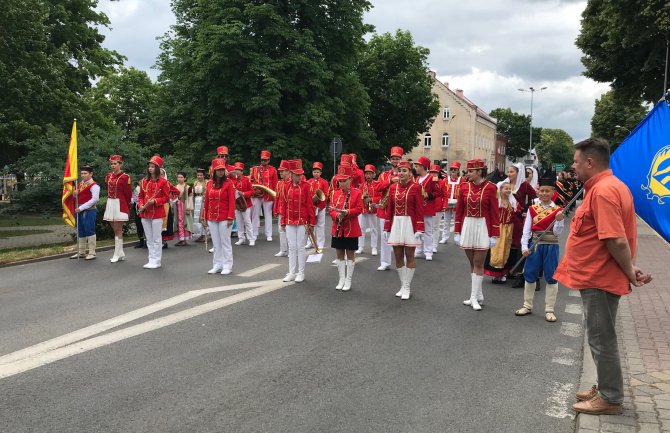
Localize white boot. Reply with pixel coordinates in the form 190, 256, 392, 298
110, 237, 123, 263
475, 274, 484, 306
117, 237, 125, 261
463, 273, 476, 306
70, 238, 86, 259
395, 267, 406, 297
342, 260, 355, 291
470, 274, 482, 311
402, 267, 415, 300
85, 235, 97, 260
335, 260, 346, 290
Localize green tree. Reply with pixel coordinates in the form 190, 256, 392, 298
489, 108, 540, 160
576, 0, 670, 103
359, 30, 440, 163
590, 90, 649, 152
535, 128, 574, 170
86, 67, 159, 143
155, 0, 374, 168
0, 0, 124, 167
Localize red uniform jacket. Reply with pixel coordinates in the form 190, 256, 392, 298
203, 179, 236, 222
138, 177, 171, 219
384, 181, 425, 233
416, 174, 442, 217
360, 180, 380, 215
232, 175, 254, 208
454, 180, 500, 237
352, 166, 364, 189
329, 188, 363, 238
375, 169, 399, 220
308, 177, 330, 211
106, 172, 132, 215
273, 179, 289, 216
442, 176, 464, 210
249, 165, 278, 201
280, 181, 316, 226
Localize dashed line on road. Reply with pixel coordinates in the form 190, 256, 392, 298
237, 263, 281, 277
565, 303, 582, 315
544, 381, 575, 419
552, 347, 578, 366
568, 290, 580, 297
560, 322, 582, 338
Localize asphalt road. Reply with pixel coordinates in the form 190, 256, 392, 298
0, 221, 582, 433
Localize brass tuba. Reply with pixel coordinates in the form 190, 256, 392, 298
312, 188, 326, 205
251, 184, 277, 199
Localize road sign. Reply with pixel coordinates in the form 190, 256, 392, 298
552, 163, 565, 172
329, 137, 342, 157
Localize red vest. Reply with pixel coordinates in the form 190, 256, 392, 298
529, 203, 562, 232
78, 180, 96, 206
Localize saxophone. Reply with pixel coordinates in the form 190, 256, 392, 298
362, 182, 373, 212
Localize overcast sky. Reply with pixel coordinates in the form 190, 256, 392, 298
97, 0, 610, 141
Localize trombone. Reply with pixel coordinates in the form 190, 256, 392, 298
305, 223, 322, 254
251, 184, 276, 199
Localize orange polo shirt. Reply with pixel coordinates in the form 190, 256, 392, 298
554, 169, 637, 296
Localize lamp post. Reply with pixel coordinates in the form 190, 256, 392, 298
518, 86, 547, 164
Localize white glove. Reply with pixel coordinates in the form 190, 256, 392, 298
235, 190, 241, 198
414, 232, 424, 241
453, 233, 461, 246
489, 237, 497, 248
383, 231, 389, 242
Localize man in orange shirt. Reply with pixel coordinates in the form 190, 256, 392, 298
554, 138, 653, 415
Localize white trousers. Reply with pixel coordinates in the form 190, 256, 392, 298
286, 225, 307, 275
315, 208, 326, 248
209, 220, 233, 271
379, 218, 392, 267
420, 216, 434, 255
358, 213, 379, 250
141, 218, 164, 265
432, 215, 441, 244
251, 198, 274, 238
278, 218, 288, 253
235, 208, 256, 242
442, 209, 455, 240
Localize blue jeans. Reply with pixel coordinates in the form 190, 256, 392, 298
580, 288, 623, 404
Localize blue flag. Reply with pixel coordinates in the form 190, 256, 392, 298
611, 101, 670, 244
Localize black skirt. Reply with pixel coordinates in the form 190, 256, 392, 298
331, 236, 358, 251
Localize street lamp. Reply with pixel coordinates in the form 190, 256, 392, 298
518, 86, 548, 163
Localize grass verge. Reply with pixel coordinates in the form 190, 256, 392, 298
0, 215, 62, 227
0, 229, 52, 238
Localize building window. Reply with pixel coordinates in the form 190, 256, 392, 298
423, 133, 432, 148
443, 106, 450, 120
441, 132, 449, 148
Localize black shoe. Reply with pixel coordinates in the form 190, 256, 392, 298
511, 278, 525, 288
491, 278, 504, 285
163, 242, 168, 249
135, 239, 145, 249
535, 285, 541, 292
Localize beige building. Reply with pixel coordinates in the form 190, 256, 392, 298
408, 72, 497, 170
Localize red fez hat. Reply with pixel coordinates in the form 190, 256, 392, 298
450, 161, 461, 170
148, 155, 164, 168
340, 154, 353, 166
233, 162, 245, 171
226, 164, 235, 172
279, 160, 288, 171
335, 164, 354, 181
398, 161, 412, 170
312, 161, 323, 170
364, 164, 376, 173
416, 156, 431, 169
217, 146, 229, 156
108, 154, 123, 162
287, 159, 304, 175
429, 164, 440, 172
466, 159, 485, 170
260, 150, 271, 160
390, 146, 404, 157
211, 158, 226, 171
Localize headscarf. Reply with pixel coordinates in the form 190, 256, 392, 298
498, 162, 525, 194
527, 166, 539, 190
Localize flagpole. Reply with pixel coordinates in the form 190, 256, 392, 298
75, 180, 80, 261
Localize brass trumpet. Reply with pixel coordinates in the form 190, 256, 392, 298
251, 184, 277, 199
305, 223, 322, 253
312, 188, 326, 205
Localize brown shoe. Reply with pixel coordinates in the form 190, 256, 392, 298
576, 385, 598, 401
175, 240, 187, 246
195, 236, 206, 243
572, 395, 622, 415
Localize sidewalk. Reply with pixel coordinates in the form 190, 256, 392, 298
577, 221, 670, 433
0, 225, 73, 250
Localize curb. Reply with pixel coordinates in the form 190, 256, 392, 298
0, 240, 140, 268
575, 327, 599, 431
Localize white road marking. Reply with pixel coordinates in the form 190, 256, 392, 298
568, 290, 580, 297
552, 347, 577, 366
565, 304, 582, 315
237, 263, 281, 277
0, 281, 291, 379
545, 381, 575, 419
560, 322, 582, 338
0, 279, 286, 367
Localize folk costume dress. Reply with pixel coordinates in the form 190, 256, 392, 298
175, 182, 194, 242
192, 175, 208, 240
138, 156, 171, 269
484, 197, 522, 278
203, 162, 236, 274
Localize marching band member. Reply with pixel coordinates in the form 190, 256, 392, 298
515, 170, 565, 322
429, 165, 442, 253
349, 154, 365, 189
250, 150, 278, 242
104, 154, 132, 263
131, 177, 146, 249
375, 146, 403, 271
357, 164, 379, 255
71, 165, 99, 260
330, 154, 353, 191
484, 181, 521, 283
232, 162, 256, 246
192, 168, 208, 242
174, 172, 194, 246
306, 161, 329, 251
280, 160, 315, 283
273, 160, 290, 257
439, 161, 463, 244
330, 165, 364, 291
137, 155, 171, 269
413, 156, 442, 261
383, 160, 424, 300
454, 159, 500, 310
203, 158, 236, 275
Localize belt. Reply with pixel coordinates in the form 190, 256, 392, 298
532, 231, 559, 245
